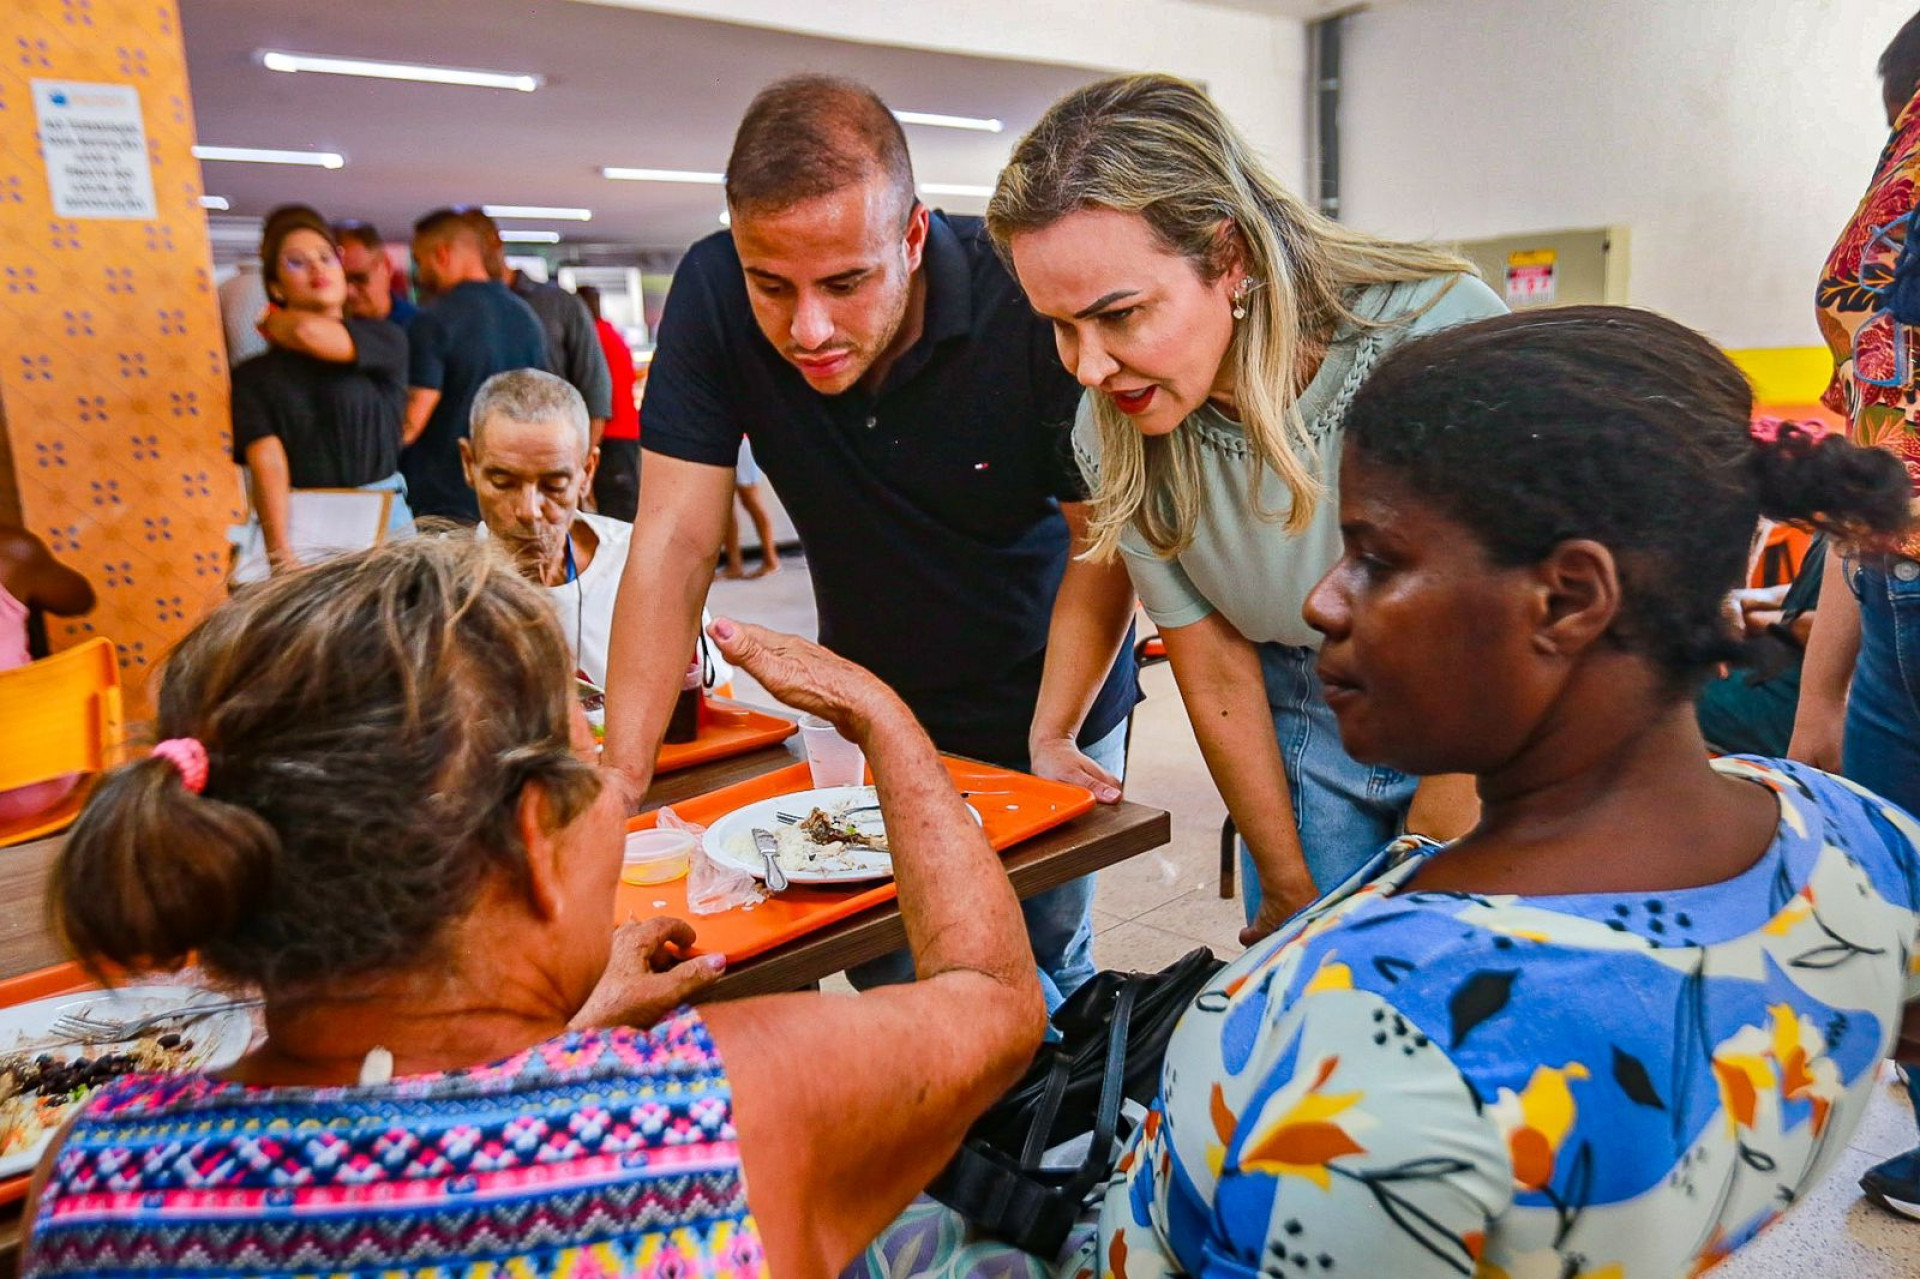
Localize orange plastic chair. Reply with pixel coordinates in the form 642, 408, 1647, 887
0, 637, 124, 847
1751, 523, 1814, 589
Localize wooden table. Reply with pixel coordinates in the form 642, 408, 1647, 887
2, 744, 1170, 987
0, 743, 1169, 1275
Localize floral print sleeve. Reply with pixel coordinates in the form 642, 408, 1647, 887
1820, 93, 1920, 555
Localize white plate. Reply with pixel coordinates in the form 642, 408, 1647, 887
0, 985, 256, 1178
703, 786, 981, 886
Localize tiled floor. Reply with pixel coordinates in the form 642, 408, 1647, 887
704, 553, 1920, 1276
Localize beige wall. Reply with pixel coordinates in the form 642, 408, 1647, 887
1336, 0, 1908, 349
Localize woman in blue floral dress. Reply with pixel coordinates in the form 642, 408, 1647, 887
856, 307, 1920, 1278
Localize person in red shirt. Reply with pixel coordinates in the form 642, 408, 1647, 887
578, 285, 641, 521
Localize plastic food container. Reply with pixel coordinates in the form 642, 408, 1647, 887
622, 829, 695, 885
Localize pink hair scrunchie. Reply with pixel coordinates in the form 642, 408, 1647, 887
1749, 416, 1832, 445
150, 738, 209, 795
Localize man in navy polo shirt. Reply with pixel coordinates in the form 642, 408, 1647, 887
402, 209, 549, 522
603, 75, 1139, 1007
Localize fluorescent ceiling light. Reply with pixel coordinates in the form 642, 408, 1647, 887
601, 167, 724, 184
918, 183, 995, 198
500, 230, 561, 244
198, 195, 230, 210
894, 110, 1003, 133
261, 50, 540, 92
483, 205, 591, 221
194, 145, 343, 169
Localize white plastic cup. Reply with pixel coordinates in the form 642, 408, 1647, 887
800, 715, 866, 788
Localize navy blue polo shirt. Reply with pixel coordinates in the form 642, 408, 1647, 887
403, 281, 549, 521
643, 212, 1139, 770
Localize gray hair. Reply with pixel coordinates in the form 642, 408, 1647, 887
469, 368, 590, 456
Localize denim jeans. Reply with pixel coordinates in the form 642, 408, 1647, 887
1843, 556, 1920, 1143
359, 471, 416, 539
1238, 642, 1419, 926
845, 719, 1125, 1012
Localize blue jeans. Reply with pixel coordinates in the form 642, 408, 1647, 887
846, 720, 1124, 1012
359, 472, 416, 538
1239, 642, 1419, 926
1843, 556, 1920, 1147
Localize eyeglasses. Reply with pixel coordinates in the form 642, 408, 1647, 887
278, 249, 339, 275
1854, 219, 1909, 389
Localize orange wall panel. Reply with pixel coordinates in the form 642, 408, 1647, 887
0, 0, 241, 713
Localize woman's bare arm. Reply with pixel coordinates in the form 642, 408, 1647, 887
698, 623, 1047, 1278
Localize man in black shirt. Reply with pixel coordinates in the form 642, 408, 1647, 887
603, 75, 1139, 1007
402, 209, 549, 521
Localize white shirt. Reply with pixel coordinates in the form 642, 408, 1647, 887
218, 264, 269, 366
479, 511, 733, 690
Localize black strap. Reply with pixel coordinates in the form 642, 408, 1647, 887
1018, 1051, 1075, 1169
1065, 976, 1141, 1199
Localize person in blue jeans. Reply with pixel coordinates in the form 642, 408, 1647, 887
600, 75, 1139, 1012
995, 75, 1503, 941
1792, 8, 1920, 1221
1803, 553, 1920, 1219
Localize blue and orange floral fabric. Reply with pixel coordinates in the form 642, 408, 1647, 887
25, 1009, 765, 1278
1092, 757, 1920, 1277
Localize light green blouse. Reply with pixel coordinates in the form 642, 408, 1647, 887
1072, 273, 1506, 649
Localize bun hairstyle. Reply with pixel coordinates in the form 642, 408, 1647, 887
55, 536, 600, 995
1341, 306, 1914, 683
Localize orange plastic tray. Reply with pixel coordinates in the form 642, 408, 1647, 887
615, 758, 1095, 965
651, 699, 797, 775
0, 962, 100, 1206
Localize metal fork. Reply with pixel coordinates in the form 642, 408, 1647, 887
50, 997, 261, 1044
777, 804, 881, 825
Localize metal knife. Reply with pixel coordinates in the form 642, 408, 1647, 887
751, 827, 790, 892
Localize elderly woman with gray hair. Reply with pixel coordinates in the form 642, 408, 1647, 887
24, 535, 1046, 1278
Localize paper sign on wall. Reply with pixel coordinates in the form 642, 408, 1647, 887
1505, 248, 1557, 307
31, 80, 158, 220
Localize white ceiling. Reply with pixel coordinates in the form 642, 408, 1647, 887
180, 0, 1118, 255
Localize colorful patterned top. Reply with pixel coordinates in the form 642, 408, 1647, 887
1094, 758, 1920, 1278
24, 1009, 767, 1278
1819, 90, 1920, 557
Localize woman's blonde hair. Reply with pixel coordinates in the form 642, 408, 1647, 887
988, 73, 1474, 560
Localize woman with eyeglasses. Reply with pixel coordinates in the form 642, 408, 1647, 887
230, 210, 413, 577
1792, 7, 1920, 1222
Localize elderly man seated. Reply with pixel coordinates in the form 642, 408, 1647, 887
463, 368, 729, 692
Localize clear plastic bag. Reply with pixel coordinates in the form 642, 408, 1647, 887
654, 805, 766, 915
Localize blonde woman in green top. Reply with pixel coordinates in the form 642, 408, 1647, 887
988, 73, 1505, 937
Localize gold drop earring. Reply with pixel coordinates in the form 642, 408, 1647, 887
1231, 277, 1258, 321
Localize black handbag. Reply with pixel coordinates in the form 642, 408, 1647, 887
928, 946, 1225, 1258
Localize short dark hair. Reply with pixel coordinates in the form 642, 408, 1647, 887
332, 219, 384, 251
1342, 307, 1914, 685
725, 74, 914, 219
1882, 10, 1920, 111
576, 283, 602, 320
413, 206, 478, 246
455, 206, 508, 280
